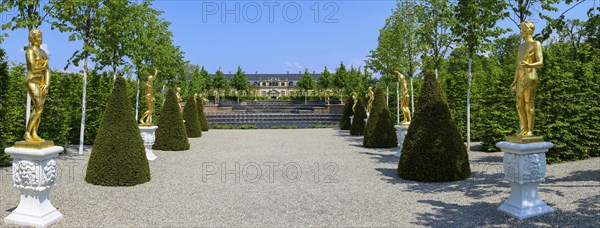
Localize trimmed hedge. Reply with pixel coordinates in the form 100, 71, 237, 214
196, 98, 209, 131
183, 95, 202, 137
153, 88, 190, 151
398, 70, 470, 182
339, 96, 354, 130
85, 77, 151, 186
350, 98, 367, 136
363, 86, 398, 148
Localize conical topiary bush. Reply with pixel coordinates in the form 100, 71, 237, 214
339, 96, 354, 130
363, 86, 398, 148
85, 77, 150, 186
196, 98, 209, 131
183, 95, 202, 137
398, 70, 470, 182
153, 87, 190, 151
350, 98, 367, 136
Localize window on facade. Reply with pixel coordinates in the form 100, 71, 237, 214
262, 91, 266, 96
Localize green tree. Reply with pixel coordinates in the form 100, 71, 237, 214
418, 0, 455, 78
229, 66, 249, 104
212, 69, 227, 103
52, 0, 106, 154
350, 98, 367, 136
196, 98, 209, 131
316, 66, 332, 97
398, 70, 470, 182
339, 96, 354, 130
153, 87, 190, 151
85, 77, 151, 186
0, 48, 13, 166
452, 0, 508, 150
183, 95, 202, 138
363, 86, 398, 148
333, 62, 347, 101
188, 65, 202, 94
199, 66, 212, 95
296, 69, 315, 104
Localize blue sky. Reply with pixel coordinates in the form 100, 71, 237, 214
0, 1, 597, 77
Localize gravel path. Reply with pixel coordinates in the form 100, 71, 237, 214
1, 129, 598, 227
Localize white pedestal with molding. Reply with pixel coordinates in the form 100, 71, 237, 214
139, 126, 158, 161
394, 125, 409, 157
4, 146, 64, 227
496, 141, 555, 219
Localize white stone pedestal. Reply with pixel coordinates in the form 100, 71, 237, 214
139, 126, 158, 161
349, 115, 354, 125
394, 125, 409, 157
496, 141, 554, 219
4, 146, 64, 227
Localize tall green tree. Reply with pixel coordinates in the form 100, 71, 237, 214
199, 66, 212, 95
366, 0, 425, 114
212, 69, 227, 103
316, 66, 332, 97
229, 66, 249, 104
333, 62, 347, 102
296, 69, 315, 104
452, 0, 508, 150
418, 0, 455, 78
188, 65, 202, 95
51, 0, 106, 154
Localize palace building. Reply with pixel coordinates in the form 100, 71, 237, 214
221, 72, 321, 97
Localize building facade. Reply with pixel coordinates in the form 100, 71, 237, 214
221, 72, 321, 97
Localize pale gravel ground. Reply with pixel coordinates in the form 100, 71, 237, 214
0, 129, 598, 227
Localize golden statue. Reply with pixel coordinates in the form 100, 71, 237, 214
351, 92, 358, 113
365, 86, 374, 113
176, 87, 183, 113
139, 68, 158, 126
395, 71, 411, 125
21, 29, 51, 145
325, 89, 331, 105
509, 21, 544, 142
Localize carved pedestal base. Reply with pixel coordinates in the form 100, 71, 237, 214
394, 125, 409, 157
139, 126, 158, 161
4, 146, 64, 227
496, 141, 554, 219
349, 115, 354, 126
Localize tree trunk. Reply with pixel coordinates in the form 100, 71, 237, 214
396, 82, 400, 124
467, 57, 472, 152
435, 67, 439, 79
386, 85, 389, 104
78, 58, 89, 154
304, 91, 307, 104
135, 78, 140, 120
410, 78, 414, 117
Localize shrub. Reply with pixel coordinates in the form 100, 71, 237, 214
85, 77, 151, 186
339, 96, 354, 130
350, 98, 367, 136
183, 96, 202, 138
153, 88, 190, 151
398, 70, 470, 182
363, 86, 398, 148
196, 98, 210, 131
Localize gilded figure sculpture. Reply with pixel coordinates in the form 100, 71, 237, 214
23, 29, 50, 143
176, 87, 183, 113
139, 68, 158, 126
395, 71, 411, 125
351, 92, 358, 113
365, 87, 374, 113
510, 21, 544, 140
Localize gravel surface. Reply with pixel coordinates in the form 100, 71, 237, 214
1, 129, 598, 227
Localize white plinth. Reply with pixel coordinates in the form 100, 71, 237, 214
394, 125, 409, 157
496, 141, 555, 219
139, 126, 158, 161
4, 146, 64, 227
349, 115, 354, 125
